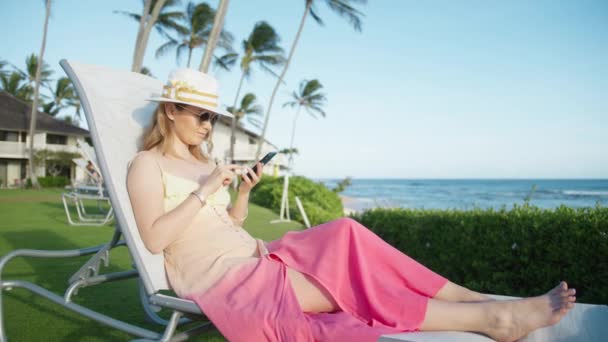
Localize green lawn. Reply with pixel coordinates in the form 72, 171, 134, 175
0, 188, 304, 341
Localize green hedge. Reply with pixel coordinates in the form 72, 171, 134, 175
351, 204, 608, 304
37, 176, 70, 188
250, 176, 344, 226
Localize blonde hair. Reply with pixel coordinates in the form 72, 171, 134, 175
141, 103, 214, 162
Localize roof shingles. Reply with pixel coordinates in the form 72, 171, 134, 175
0, 92, 89, 136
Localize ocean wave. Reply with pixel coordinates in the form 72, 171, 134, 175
563, 190, 608, 197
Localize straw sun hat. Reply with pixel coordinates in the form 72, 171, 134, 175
148, 68, 234, 118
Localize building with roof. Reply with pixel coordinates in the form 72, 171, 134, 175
0, 92, 89, 187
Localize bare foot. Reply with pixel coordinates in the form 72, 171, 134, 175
487, 281, 576, 342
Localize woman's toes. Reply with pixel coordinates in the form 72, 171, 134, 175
562, 289, 575, 297
560, 281, 568, 290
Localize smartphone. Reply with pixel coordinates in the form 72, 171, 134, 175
250, 152, 278, 174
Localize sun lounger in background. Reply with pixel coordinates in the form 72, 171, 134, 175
61, 141, 114, 226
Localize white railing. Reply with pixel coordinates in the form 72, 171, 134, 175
0, 141, 27, 158
45, 144, 79, 153
0, 141, 80, 158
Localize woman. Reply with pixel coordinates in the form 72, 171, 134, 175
127, 68, 576, 342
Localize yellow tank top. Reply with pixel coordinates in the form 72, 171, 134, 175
158, 166, 268, 298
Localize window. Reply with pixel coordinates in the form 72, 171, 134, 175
0, 130, 19, 142
46, 134, 68, 145
20, 132, 27, 142
249, 137, 256, 145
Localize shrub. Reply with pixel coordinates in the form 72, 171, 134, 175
250, 176, 344, 226
38, 176, 70, 188
350, 204, 608, 304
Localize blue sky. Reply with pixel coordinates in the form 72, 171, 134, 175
1, 0, 606, 179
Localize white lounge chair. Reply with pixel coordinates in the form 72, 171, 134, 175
61, 143, 114, 226
1, 60, 606, 341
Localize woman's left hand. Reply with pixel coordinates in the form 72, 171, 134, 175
238, 163, 263, 194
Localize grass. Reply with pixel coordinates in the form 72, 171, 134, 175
0, 188, 304, 341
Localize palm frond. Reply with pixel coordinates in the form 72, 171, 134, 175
155, 11, 188, 37
246, 116, 263, 129
241, 93, 256, 108
249, 21, 284, 54
140, 66, 154, 76
213, 52, 238, 71
112, 10, 141, 22
176, 43, 190, 65
309, 5, 324, 26
325, 0, 365, 32
155, 39, 179, 59
258, 62, 285, 81
247, 104, 263, 116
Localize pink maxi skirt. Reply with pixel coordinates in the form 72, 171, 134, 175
187, 217, 448, 342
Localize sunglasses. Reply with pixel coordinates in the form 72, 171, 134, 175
175, 104, 219, 125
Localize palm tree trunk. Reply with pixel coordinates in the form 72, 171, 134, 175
187, 47, 193, 67
229, 71, 246, 164
255, 1, 312, 160
200, 0, 230, 72
133, 0, 167, 73
288, 106, 302, 169
28, 0, 52, 189
131, 0, 152, 72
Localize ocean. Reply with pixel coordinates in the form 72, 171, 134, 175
316, 179, 608, 211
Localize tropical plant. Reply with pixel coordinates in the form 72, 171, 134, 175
279, 147, 299, 156
116, 0, 179, 72
255, 0, 367, 160
1, 54, 53, 105
34, 149, 79, 177
24, 53, 53, 89
283, 79, 327, 167
226, 93, 263, 129
28, 0, 53, 189
332, 176, 352, 193
140, 66, 154, 77
0, 59, 7, 76
42, 77, 78, 117
0, 71, 32, 102
228, 21, 285, 163
154, 1, 234, 68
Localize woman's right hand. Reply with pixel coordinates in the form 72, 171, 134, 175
199, 164, 241, 196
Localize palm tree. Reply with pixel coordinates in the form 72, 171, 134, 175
274, 80, 326, 223
155, 2, 234, 68
42, 77, 79, 118
24, 53, 53, 90
226, 93, 263, 129
0, 71, 32, 102
199, 0, 229, 72
116, 0, 180, 72
255, 0, 366, 160
283, 79, 327, 167
228, 21, 285, 163
0, 55, 52, 106
28, 0, 53, 189
279, 147, 299, 161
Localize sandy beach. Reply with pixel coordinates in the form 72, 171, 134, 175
339, 194, 358, 216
